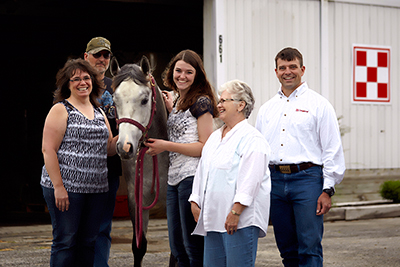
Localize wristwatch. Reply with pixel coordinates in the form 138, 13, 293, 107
231, 210, 241, 216
323, 187, 335, 197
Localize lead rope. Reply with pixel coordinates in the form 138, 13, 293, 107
134, 146, 159, 248
133, 75, 159, 249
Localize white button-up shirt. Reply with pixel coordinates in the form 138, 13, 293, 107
255, 82, 345, 189
189, 120, 271, 237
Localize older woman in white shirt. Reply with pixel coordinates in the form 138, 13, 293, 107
189, 80, 271, 267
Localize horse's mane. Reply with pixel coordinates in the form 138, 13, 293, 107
112, 64, 149, 91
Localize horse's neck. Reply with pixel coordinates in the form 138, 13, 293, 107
148, 88, 168, 139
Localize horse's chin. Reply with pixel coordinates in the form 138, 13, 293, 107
117, 152, 134, 160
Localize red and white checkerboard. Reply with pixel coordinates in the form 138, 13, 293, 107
352, 45, 391, 103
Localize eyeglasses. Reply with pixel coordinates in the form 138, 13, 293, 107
91, 51, 111, 59
70, 76, 92, 83
218, 98, 242, 104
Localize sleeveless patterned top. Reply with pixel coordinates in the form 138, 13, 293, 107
167, 96, 214, 186
40, 101, 109, 193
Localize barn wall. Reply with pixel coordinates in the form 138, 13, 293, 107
329, 1, 400, 169
205, 0, 321, 124
204, 0, 400, 170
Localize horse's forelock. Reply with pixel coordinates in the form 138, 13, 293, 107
112, 64, 149, 90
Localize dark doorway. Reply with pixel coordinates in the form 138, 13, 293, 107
1, 0, 203, 224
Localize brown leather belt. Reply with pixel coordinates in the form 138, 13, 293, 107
269, 162, 319, 174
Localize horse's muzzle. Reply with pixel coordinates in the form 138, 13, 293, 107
116, 139, 135, 159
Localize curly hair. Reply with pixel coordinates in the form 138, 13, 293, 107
53, 58, 104, 107
162, 50, 218, 118
219, 80, 255, 119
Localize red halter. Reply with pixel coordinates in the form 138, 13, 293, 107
116, 75, 160, 249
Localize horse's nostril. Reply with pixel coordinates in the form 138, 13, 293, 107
123, 142, 132, 153
122, 134, 132, 153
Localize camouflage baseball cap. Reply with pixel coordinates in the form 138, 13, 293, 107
86, 37, 112, 54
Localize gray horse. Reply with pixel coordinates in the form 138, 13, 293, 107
111, 56, 169, 266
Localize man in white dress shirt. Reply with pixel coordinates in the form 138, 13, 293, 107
255, 47, 345, 267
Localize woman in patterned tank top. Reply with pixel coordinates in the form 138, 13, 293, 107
145, 50, 219, 267
40, 59, 118, 267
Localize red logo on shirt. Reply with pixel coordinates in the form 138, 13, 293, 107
296, 109, 309, 113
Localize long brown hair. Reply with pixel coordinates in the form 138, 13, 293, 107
162, 50, 218, 117
53, 58, 104, 107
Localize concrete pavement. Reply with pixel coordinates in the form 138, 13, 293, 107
1, 215, 400, 266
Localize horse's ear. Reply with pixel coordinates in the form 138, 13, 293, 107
140, 55, 151, 75
110, 57, 120, 77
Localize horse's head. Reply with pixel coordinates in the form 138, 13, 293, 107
112, 56, 156, 159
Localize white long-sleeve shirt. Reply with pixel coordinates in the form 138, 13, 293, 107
189, 120, 271, 237
255, 82, 346, 189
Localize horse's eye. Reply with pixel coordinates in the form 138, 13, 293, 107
141, 98, 149, 105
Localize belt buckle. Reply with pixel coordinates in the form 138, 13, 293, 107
279, 165, 291, 174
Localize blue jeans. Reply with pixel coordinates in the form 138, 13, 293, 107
42, 186, 107, 267
270, 166, 324, 267
167, 176, 204, 267
94, 174, 120, 267
204, 226, 259, 267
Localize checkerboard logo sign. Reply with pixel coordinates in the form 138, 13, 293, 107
352, 45, 391, 103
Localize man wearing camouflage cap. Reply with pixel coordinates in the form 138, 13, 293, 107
84, 37, 112, 80
84, 37, 122, 267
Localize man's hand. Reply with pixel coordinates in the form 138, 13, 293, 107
316, 192, 332, 215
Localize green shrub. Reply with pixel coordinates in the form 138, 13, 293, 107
380, 180, 400, 203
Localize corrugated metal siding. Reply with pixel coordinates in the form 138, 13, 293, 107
221, 0, 321, 124
204, 0, 399, 170
329, 2, 400, 169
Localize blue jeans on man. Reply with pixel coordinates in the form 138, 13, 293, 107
167, 176, 204, 267
269, 165, 324, 267
94, 174, 120, 267
42, 186, 107, 267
